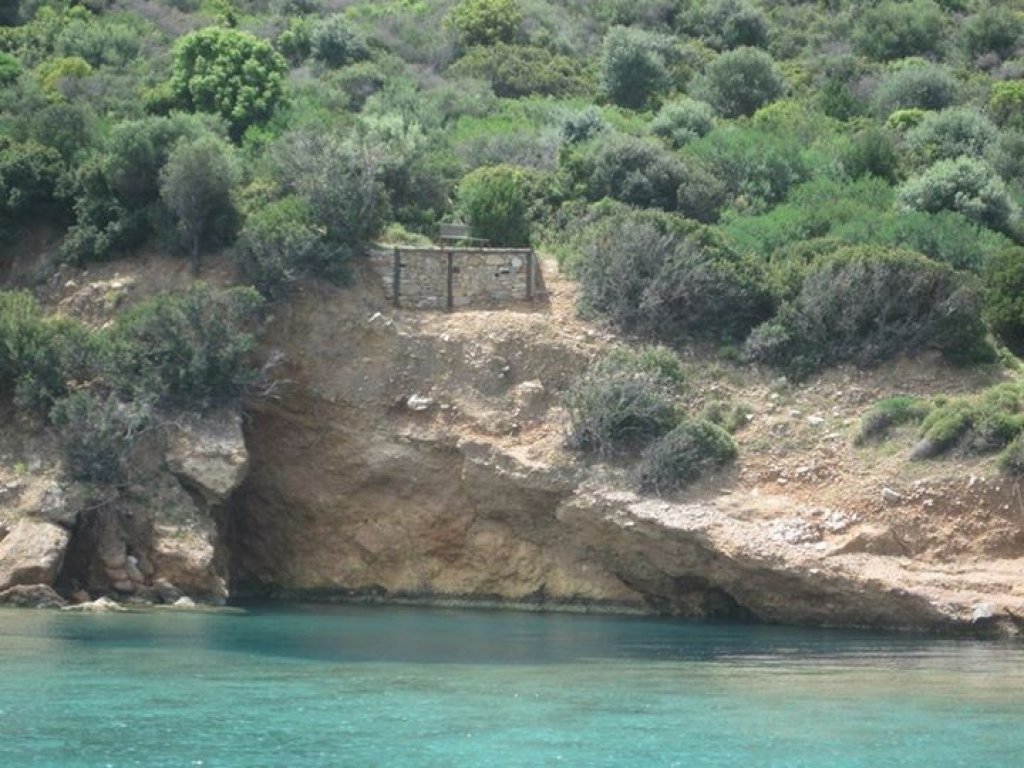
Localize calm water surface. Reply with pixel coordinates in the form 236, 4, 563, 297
0, 604, 1022, 767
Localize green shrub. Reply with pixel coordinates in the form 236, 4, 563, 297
564, 360, 680, 457
904, 108, 998, 168
960, 6, 1023, 61
897, 157, 1017, 234
745, 246, 992, 376
50, 391, 151, 484
0, 52, 22, 86
684, 126, 809, 213
999, 432, 1024, 476
853, 0, 946, 61
575, 210, 773, 343
635, 419, 737, 493
872, 61, 958, 117
914, 384, 1024, 459
983, 248, 1024, 354
108, 284, 264, 406
311, 15, 371, 68
234, 195, 329, 298
696, 47, 784, 118
448, 43, 589, 98
575, 133, 686, 211
596, 344, 686, 390
856, 395, 932, 444
990, 81, 1024, 131
0, 291, 92, 413
840, 127, 899, 182
456, 164, 531, 246
696, 0, 768, 52
0, 139, 63, 218
449, 0, 523, 47
699, 400, 752, 434
649, 97, 715, 148
600, 25, 675, 110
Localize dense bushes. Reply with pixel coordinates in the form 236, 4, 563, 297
853, 0, 946, 61
897, 157, 1017, 234
983, 248, 1024, 354
574, 209, 772, 343
0, 284, 263, 482
565, 347, 737, 491
745, 246, 992, 376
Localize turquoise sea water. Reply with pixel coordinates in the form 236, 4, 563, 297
1, 604, 1022, 767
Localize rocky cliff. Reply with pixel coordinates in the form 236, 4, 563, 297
227, 264, 1024, 634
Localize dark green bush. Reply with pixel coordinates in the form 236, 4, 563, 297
696, 47, 784, 118
234, 195, 329, 298
960, 6, 1023, 61
983, 248, 1024, 354
696, 0, 768, 52
571, 133, 686, 211
107, 284, 264, 406
856, 395, 932, 444
50, 391, 151, 484
600, 25, 674, 110
853, 0, 946, 61
635, 419, 736, 493
448, 43, 589, 98
745, 246, 993, 376
564, 361, 680, 457
596, 344, 686, 390
872, 61, 958, 117
575, 210, 773, 343
311, 15, 371, 68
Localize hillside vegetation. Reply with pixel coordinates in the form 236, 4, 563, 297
1, 0, 1024, 487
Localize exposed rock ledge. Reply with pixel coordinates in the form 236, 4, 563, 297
227, 275, 1024, 635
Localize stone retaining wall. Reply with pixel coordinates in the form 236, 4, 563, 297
369, 246, 537, 310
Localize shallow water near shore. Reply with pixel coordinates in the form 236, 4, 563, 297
1, 603, 1022, 767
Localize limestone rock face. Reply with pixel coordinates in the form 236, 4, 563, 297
225, 274, 1024, 634
166, 410, 249, 506
0, 519, 69, 590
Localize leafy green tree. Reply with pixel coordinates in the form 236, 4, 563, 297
457, 164, 531, 246
311, 15, 370, 68
159, 136, 239, 274
697, 47, 784, 118
169, 27, 287, 140
50, 391, 151, 484
600, 26, 674, 110
897, 157, 1016, 233
449, 0, 522, 48
853, 0, 946, 61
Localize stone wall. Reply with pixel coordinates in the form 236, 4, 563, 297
369, 246, 537, 310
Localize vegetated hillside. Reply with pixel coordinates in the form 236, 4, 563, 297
2, 1, 1024, 618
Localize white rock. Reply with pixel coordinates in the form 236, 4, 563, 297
406, 394, 435, 411
881, 487, 903, 504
